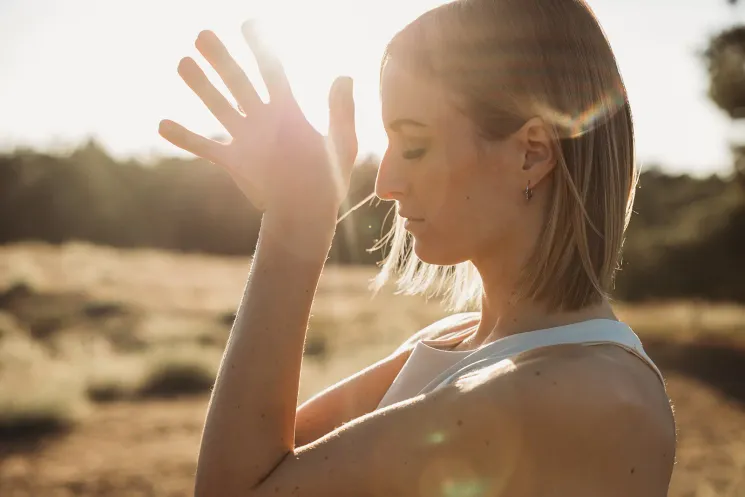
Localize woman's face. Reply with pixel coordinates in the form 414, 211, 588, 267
376, 58, 546, 267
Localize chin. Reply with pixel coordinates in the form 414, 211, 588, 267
411, 237, 469, 266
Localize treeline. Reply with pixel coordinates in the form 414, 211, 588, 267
0, 140, 743, 302
0, 141, 390, 264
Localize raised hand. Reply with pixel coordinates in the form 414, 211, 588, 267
158, 23, 358, 222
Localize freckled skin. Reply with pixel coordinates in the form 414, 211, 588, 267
376, 58, 541, 269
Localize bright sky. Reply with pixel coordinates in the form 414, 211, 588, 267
0, 0, 741, 176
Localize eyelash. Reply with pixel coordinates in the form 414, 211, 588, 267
402, 148, 427, 160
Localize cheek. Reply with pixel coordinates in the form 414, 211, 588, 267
421, 142, 479, 210
436, 149, 491, 222
440, 153, 518, 244
417, 132, 512, 232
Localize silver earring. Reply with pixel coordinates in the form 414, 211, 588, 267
524, 181, 533, 201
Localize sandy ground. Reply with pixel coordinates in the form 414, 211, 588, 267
1, 374, 744, 497
0, 242, 743, 496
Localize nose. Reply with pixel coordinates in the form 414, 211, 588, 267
375, 149, 407, 202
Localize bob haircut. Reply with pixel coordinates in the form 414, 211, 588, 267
370, 0, 638, 312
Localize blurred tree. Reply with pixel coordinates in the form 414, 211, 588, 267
704, 3, 745, 185
704, 26, 745, 119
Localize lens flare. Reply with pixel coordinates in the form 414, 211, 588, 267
427, 430, 447, 444
443, 478, 490, 497
540, 82, 627, 139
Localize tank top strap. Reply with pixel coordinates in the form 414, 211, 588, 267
417, 319, 665, 396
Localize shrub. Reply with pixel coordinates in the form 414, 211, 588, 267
136, 346, 220, 398
304, 333, 329, 358
86, 354, 147, 402
0, 335, 88, 440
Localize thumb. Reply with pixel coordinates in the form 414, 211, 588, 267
328, 76, 358, 167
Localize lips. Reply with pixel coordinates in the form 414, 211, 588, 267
398, 212, 424, 222
402, 216, 424, 232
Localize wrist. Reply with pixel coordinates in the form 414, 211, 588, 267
259, 208, 337, 258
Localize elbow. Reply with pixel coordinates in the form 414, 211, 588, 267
194, 451, 292, 497
195, 486, 257, 497
194, 472, 259, 497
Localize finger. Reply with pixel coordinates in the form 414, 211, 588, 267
328, 76, 358, 167
241, 20, 293, 104
177, 57, 243, 133
158, 119, 225, 164
195, 30, 262, 113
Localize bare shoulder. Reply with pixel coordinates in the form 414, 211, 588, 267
395, 311, 480, 353
256, 338, 675, 496
449, 342, 677, 495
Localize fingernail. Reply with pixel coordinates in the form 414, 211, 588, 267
158, 120, 171, 135
196, 30, 212, 46
340, 76, 353, 93
241, 19, 257, 39
177, 57, 191, 73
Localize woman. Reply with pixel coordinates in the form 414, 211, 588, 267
159, 0, 676, 495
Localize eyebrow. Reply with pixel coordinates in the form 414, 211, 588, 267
388, 118, 428, 132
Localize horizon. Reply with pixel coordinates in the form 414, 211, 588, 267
0, 0, 742, 178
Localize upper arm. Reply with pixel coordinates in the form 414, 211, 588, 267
257, 372, 515, 497
254, 344, 675, 497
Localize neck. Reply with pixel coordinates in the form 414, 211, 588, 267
466, 257, 617, 348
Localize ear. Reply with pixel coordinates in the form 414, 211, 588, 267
517, 117, 557, 188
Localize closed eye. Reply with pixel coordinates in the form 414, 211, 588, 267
402, 148, 426, 160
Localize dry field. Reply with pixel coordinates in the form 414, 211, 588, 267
0, 242, 744, 496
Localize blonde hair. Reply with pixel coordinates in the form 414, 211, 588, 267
369, 0, 638, 312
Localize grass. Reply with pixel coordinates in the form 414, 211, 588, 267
0, 381, 87, 440
2, 243, 745, 497
1, 241, 745, 441
0, 300, 224, 440
0, 334, 89, 439
614, 300, 745, 345
136, 345, 221, 399
86, 353, 148, 402
86, 345, 224, 401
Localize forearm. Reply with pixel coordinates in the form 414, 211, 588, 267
294, 349, 410, 446
195, 211, 336, 496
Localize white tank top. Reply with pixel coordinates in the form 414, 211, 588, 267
376, 318, 664, 410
